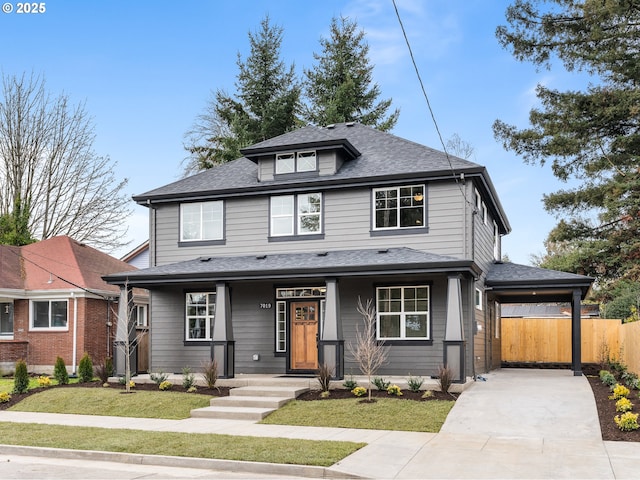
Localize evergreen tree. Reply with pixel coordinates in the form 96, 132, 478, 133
493, 0, 640, 288
78, 352, 93, 383
184, 16, 301, 172
13, 359, 29, 394
53, 356, 69, 385
304, 16, 399, 131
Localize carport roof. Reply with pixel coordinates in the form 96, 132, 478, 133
486, 261, 594, 302
103, 247, 481, 286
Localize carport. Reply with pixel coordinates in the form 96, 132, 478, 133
485, 262, 594, 376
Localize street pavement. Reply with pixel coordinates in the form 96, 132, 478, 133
1, 369, 639, 479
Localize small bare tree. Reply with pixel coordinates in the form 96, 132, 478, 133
347, 297, 389, 402
111, 282, 145, 393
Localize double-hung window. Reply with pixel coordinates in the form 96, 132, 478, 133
185, 292, 215, 341
270, 193, 322, 237
376, 286, 429, 340
275, 151, 317, 174
180, 201, 223, 242
31, 300, 68, 330
374, 185, 425, 230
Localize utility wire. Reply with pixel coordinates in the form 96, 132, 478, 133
392, 0, 475, 209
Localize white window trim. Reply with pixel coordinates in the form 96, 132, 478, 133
185, 292, 216, 341
270, 193, 323, 237
493, 220, 500, 260
475, 288, 483, 310
134, 304, 148, 327
29, 298, 69, 331
180, 201, 224, 242
275, 150, 317, 174
373, 185, 426, 231
376, 286, 430, 340
275, 301, 287, 352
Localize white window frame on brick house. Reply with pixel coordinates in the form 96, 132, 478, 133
30, 298, 69, 331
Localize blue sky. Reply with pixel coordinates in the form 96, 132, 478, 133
0, 0, 588, 264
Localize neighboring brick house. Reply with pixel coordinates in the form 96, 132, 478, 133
105, 123, 594, 382
0, 236, 147, 374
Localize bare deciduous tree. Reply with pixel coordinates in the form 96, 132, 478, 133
0, 72, 131, 251
445, 133, 475, 160
347, 297, 389, 402
111, 283, 145, 394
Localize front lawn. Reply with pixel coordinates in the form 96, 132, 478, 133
261, 397, 455, 432
0, 422, 364, 466
9, 387, 212, 419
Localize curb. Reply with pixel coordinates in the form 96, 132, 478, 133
0, 444, 364, 479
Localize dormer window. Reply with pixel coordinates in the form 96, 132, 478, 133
275, 151, 317, 174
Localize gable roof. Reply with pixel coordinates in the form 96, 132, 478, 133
132, 123, 509, 233
0, 236, 138, 295
104, 247, 481, 286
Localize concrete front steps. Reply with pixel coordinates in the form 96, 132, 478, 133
190, 385, 309, 421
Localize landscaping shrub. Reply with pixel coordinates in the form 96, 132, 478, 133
372, 377, 390, 391
609, 383, 630, 400
150, 371, 169, 385
13, 359, 29, 394
614, 412, 639, 431
437, 365, 454, 394
351, 386, 366, 397
182, 366, 195, 390
53, 356, 69, 385
78, 352, 93, 383
599, 370, 616, 387
159, 380, 172, 391
317, 363, 333, 392
342, 376, 358, 390
37, 376, 52, 388
616, 397, 633, 413
407, 374, 424, 393
200, 359, 218, 389
622, 370, 639, 390
95, 358, 114, 384
386, 384, 402, 396
0, 391, 10, 403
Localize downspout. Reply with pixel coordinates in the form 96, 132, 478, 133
72, 292, 78, 375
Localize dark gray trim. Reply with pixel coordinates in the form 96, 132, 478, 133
370, 227, 429, 237
178, 239, 226, 247
382, 340, 434, 346
268, 234, 325, 242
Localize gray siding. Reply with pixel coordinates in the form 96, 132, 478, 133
154, 182, 467, 266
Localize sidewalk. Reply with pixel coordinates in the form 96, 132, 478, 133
1, 369, 639, 479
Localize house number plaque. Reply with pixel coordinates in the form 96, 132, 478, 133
259, 303, 273, 309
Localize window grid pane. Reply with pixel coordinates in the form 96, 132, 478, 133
374, 186, 424, 230
297, 151, 316, 172
276, 153, 295, 174
181, 202, 223, 241
186, 292, 216, 340
297, 193, 321, 234
276, 301, 286, 352
271, 196, 294, 236
376, 286, 429, 340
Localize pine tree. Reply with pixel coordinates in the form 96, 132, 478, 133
493, 0, 640, 287
13, 359, 29, 394
184, 16, 301, 172
78, 352, 93, 383
53, 356, 69, 385
304, 16, 399, 131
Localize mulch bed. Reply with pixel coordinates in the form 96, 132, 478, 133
297, 388, 457, 402
586, 375, 640, 442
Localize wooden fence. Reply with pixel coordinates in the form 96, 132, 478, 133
501, 317, 640, 374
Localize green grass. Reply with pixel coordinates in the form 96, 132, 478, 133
0, 377, 79, 393
261, 398, 455, 432
9, 387, 212, 419
0, 422, 364, 466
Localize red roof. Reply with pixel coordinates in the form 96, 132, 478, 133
0, 236, 137, 293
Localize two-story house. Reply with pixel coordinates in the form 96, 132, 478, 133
105, 123, 593, 382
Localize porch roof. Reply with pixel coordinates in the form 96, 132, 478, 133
486, 261, 594, 303
103, 247, 481, 287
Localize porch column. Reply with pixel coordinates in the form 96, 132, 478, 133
443, 274, 466, 383
114, 286, 136, 377
211, 282, 234, 378
319, 278, 344, 379
571, 288, 582, 376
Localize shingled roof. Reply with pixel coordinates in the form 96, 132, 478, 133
104, 247, 481, 286
134, 123, 484, 200
0, 236, 137, 294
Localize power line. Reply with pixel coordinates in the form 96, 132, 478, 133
392, 0, 475, 209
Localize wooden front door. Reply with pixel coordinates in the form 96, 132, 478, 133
290, 301, 319, 370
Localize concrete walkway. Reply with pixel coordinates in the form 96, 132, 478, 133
1, 369, 639, 479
